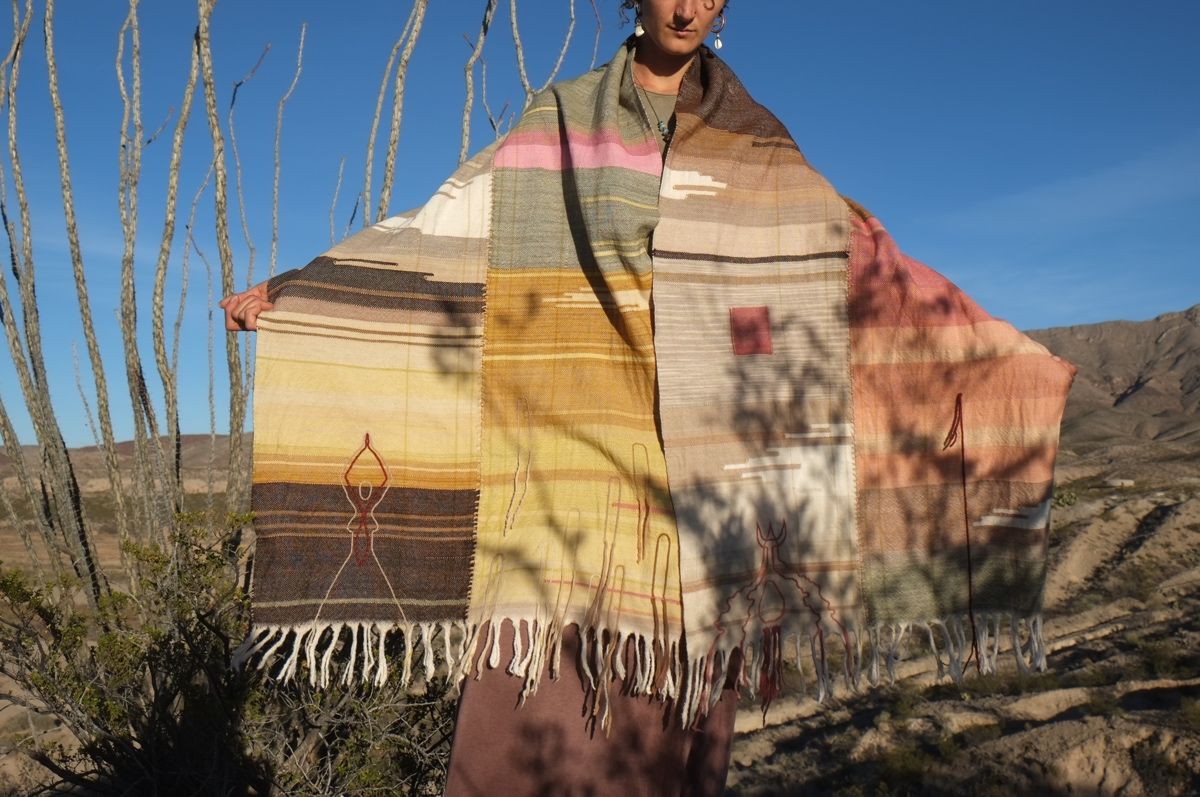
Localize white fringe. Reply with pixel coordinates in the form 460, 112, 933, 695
234, 610, 1048, 729
400, 623, 416, 687
232, 619, 471, 691
857, 611, 1048, 692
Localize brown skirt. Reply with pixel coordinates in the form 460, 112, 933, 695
444, 623, 739, 797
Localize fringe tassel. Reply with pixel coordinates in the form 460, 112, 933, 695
376, 625, 390, 687
234, 619, 469, 691
232, 626, 275, 670
420, 622, 436, 678
342, 626, 359, 686
279, 627, 306, 681
857, 611, 1047, 691
792, 633, 806, 694
259, 628, 292, 667
318, 623, 340, 688
809, 631, 830, 702
851, 629, 864, 689
926, 623, 945, 680
235, 611, 1048, 727
400, 623, 416, 687
361, 625, 374, 683
760, 626, 783, 719
485, 621, 501, 670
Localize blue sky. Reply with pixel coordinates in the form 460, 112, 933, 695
2, 0, 1198, 446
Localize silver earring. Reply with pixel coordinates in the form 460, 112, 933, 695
635, 17, 645, 37
712, 11, 726, 49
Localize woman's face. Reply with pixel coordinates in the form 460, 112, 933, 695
637, 0, 726, 60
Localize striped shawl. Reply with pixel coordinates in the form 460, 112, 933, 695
239, 43, 1075, 724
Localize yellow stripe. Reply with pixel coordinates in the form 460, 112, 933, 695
488, 341, 653, 352
484, 353, 654, 363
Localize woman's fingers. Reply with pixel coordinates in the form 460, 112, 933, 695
237, 296, 274, 331
222, 293, 274, 331
220, 281, 273, 331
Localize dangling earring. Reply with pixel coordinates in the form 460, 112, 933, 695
711, 10, 726, 50
633, 2, 645, 36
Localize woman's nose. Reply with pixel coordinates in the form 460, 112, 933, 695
672, 1, 719, 25
672, 2, 698, 24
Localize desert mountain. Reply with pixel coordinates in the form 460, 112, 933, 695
1027, 304, 1200, 481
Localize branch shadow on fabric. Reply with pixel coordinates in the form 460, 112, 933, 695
847, 224, 1071, 656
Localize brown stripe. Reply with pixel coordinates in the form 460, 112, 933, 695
749, 139, 800, 150
253, 483, 478, 516
256, 517, 475, 530
653, 249, 848, 265
266, 317, 480, 341
275, 257, 484, 297
256, 530, 476, 542
259, 325, 480, 349
252, 532, 474, 624
257, 510, 477, 521
284, 280, 481, 304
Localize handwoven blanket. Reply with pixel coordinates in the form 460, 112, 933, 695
240, 42, 1075, 723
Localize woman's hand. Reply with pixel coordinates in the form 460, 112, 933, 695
219, 280, 274, 331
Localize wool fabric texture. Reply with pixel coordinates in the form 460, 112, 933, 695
238, 43, 1075, 724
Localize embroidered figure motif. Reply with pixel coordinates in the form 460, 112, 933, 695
343, 433, 390, 566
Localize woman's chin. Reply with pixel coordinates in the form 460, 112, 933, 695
647, 39, 702, 61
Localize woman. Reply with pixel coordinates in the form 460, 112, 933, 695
225, 2, 1072, 795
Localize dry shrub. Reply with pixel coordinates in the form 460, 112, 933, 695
0, 511, 454, 795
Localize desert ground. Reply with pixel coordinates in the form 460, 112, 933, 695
725, 454, 1200, 796
2, 306, 1198, 794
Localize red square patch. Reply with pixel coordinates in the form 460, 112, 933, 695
729, 306, 773, 355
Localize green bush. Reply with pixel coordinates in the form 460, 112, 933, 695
1052, 488, 1078, 508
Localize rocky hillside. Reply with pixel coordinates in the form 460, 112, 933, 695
0, 434, 244, 495
1028, 304, 1200, 479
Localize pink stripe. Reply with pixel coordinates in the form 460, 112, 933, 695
494, 128, 662, 175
